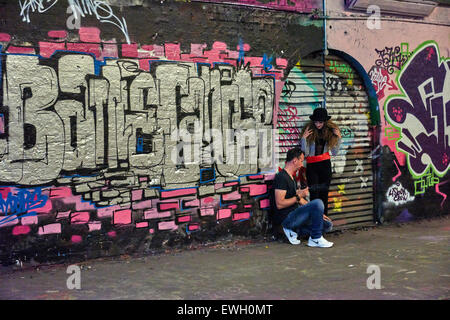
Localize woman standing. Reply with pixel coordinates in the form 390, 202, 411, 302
300, 108, 342, 217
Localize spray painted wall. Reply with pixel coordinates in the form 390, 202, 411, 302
3, 0, 447, 265
0, 0, 324, 264
327, 2, 450, 222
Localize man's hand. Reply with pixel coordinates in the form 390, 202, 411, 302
299, 198, 308, 206
297, 187, 309, 198
323, 214, 332, 222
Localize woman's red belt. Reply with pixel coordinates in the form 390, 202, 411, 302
306, 152, 330, 164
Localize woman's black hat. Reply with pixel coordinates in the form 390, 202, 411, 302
309, 108, 331, 121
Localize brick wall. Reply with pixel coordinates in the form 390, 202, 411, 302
0, 0, 322, 264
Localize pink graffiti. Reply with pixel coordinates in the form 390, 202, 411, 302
49, 187, 73, 198
369, 66, 397, 100
217, 209, 232, 220
248, 175, 264, 180
159, 202, 179, 211
12, 225, 31, 236
178, 216, 191, 223
241, 184, 267, 196
435, 180, 449, 208
222, 191, 241, 201
88, 222, 102, 231
426, 47, 435, 61
48, 30, 67, 39
158, 220, 178, 231
443, 153, 449, 167
1, 28, 289, 77
22, 215, 38, 225
38, 223, 61, 235
108, 231, 117, 238
131, 189, 143, 201
113, 209, 132, 224
132, 200, 152, 210
393, 160, 402, 182
200, 208, 215, 216
187, 224, 199, 232
71, 235, 82, 243
232, 212, 250, 221
144, 208, 171, 220
136, 221, 149, 228
71, 211, 90, 224
97, 206, 119, 218
161, 188, 197, 199
0, 33, 11, 41
184, 199, 200, 207
259, 199, 270, 208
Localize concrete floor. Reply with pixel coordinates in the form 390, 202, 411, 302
0, 215, 449, 300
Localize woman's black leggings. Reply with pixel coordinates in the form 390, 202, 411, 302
306, 159, 332, 216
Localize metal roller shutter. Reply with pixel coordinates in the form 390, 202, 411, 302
276, 52, 375, 230
277, 52, 324, 162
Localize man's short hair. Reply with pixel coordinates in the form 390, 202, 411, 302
286, 147, 304, 162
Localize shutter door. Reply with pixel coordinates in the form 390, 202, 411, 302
277, 53, 324, 163
276, 52, 375, 230
325, 55, 375, 229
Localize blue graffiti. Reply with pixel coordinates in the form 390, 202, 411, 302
0, 188, 48, 226
261, 54, 273, 71
238, 38, 245, 64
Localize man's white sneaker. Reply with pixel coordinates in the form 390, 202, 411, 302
283, 227, 301, 245
307, 236, 333, 248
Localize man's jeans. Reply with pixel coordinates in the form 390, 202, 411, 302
281, 199, 331, 239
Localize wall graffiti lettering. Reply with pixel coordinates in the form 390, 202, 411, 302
19, 0, 58, 22
386, 182, 414, 206
374, 43, 412, 74
19, 0, 131, 43
385, 41, 450, 179
0, 52, 275, 186
0, 27, 286, 258
369, 66, 398, 100
328, 60, 354, 79
0, 188, 48, 226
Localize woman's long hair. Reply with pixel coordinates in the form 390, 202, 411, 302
300, 120, 340, 150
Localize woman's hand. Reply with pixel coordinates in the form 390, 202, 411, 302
333, 128, 341, 138
302, 126, 313, 139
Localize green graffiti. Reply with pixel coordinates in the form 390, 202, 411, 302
414, 168, 440, 195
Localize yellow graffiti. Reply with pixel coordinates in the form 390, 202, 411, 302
333, 197, 342, 212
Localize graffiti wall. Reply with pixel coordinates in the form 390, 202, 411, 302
327, 2, 450, 222
0, 0, 323, 264
381, 41, 450, 220
191, 0, 321, 12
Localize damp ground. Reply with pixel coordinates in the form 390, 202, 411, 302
0, 215, 449, 300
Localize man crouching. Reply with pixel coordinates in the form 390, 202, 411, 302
272, 147, 334, 247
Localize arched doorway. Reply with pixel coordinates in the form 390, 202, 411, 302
277, 50, 378, 230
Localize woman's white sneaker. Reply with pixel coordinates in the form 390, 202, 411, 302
307, 236, 333, 248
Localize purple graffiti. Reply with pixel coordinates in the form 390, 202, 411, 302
385, 42, 450, 177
